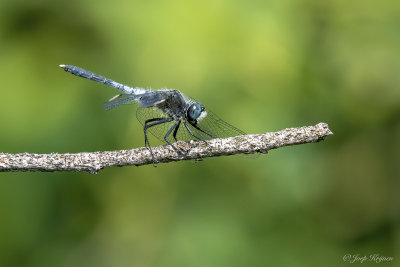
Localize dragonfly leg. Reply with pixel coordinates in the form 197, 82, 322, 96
144, 118, 163, 148
183, 120, 206, 140
164, 120, 187, 155
164, 120, 182, 151
188, 121, 217, 139
144, 117, 173, 166
172, 120, 181, 142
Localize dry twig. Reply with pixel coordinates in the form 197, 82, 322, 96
0, 123, 332, 174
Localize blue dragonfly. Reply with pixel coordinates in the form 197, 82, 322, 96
60, 65, 245, 163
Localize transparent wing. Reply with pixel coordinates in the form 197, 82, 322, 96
103, 94, 137, 110
194, 109, 246, 139
137, 91, 171, 108
104, 91, 172, 110
136, 106, 245, 144
194, 110, 258, 158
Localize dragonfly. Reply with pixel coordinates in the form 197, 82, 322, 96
60, 65, 245, 164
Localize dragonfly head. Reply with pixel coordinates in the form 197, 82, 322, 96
187, 102, 207, 124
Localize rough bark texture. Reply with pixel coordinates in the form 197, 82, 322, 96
0, 122, 333, 174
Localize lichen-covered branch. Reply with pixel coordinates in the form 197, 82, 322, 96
0, 123, 332, 174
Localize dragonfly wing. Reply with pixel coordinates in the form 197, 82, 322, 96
137, 90, 172, 108
103, 94, 138, 110
136, 106, 246, 144
186, 108, 245, 140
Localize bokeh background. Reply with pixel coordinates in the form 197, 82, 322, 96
0, 0, 399, 266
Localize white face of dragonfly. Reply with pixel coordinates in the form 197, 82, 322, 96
186, 102, 207, 123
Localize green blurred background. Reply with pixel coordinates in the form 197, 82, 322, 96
0, 0, 399, 266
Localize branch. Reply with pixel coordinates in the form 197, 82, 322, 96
0, 123, 332, 174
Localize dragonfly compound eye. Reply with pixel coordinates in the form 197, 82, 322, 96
187, 102, 206, 122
